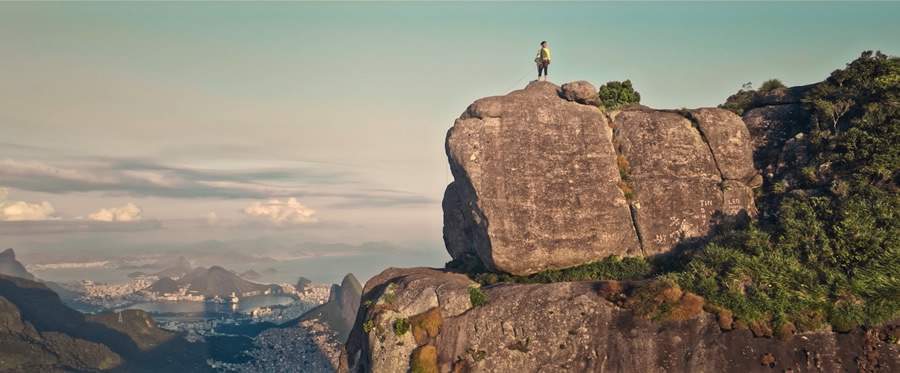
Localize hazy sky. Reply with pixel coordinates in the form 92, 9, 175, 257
2, 2, 899, 282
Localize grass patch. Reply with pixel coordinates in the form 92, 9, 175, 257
409, 308, 442, 344
474, 255, 653, 285
410, 345, 438, 373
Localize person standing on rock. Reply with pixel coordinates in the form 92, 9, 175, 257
535, 41, 551, 81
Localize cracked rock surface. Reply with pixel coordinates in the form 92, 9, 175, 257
343, 268, 899, 373
443, 81, 758, 273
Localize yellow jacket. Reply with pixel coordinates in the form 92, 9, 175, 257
538, 47, 551, 62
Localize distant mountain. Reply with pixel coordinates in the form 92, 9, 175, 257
154, 256, 192, 279
149, 266, 273, 298
296, 276, 312, 291
0, 248, 35, 280
146, 276, 180, 294
0, 274, 212, 372
240, 269, 261, 280
296, 273, 362, 342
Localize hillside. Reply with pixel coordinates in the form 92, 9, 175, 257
343, 52, 899, 372
0, 274, 213, 372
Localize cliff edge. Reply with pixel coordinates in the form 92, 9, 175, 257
343, 52, 900, 372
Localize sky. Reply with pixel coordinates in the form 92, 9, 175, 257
2, 2, 899, 283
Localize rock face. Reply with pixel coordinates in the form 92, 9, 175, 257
443, 81, 758, 274
344, 268, 899, 373
611, 108, 758, 255
444, 81, 640, 275
300, 273, 362, 342
739, 87, 814, 180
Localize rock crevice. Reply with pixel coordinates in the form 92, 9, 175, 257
683, 111, 727, 183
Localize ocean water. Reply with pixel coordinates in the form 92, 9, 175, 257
124, 294, 297, 316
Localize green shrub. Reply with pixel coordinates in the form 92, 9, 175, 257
393, 318, 410, 336
759, 79, 786, 92
468, 286, 488, 307
719, 78, 786, 115
362, 319, 376, 333
598, 80, 641, 110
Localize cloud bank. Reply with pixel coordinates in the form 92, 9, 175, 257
242, 198, 317, 225
0, 156, 433, 206
0, 187, 57, 221
87, 202, 143, 222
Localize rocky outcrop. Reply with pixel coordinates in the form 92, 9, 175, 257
444, 81, 640, 275
300, 273, 362, 342
443, 81, 758, 274
739, 86, 814, 180
0, 248, 35, 280
344, 268, 899, 373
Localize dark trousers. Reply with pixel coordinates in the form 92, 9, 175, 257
537, 61, 549, 77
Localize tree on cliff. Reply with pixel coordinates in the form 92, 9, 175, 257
597, 80, 641, 110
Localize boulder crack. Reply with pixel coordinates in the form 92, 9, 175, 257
605, 111, 646, 256
683, 111, 727, 182
628, 203, 646, 257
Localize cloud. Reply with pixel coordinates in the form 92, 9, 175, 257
0, 187, 58, 221
0, 155, 434, 206
0, 220, 161, 235
242, 198, 317, 225
87, 203, 143, 222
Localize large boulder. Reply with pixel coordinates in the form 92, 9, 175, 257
344, 268, 899, 373
444, 81, 640, 275
443, 81, 759, 274
560, 80, 600, 106
611, 108, 758, 255
688, 108, 757, 182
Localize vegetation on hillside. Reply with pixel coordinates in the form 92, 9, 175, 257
720, 78, 788, 115
598, 80, 641, 110
681, 51, 899, 332
459, 52, 900, 333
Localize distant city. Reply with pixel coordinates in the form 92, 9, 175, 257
0, 248, 359, 371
